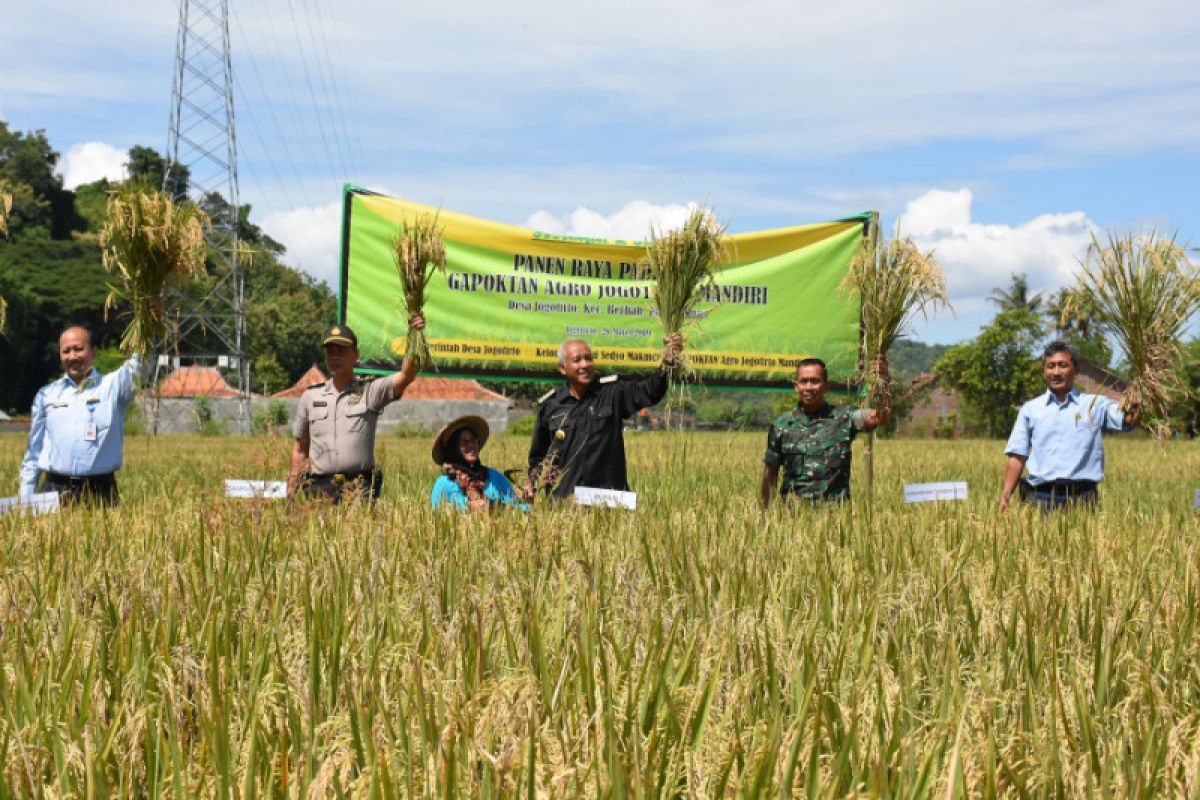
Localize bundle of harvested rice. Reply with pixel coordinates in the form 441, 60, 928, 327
393, 213, 446, 372
99, 180, 209, 355
644, 207, 728, 376
843, 229, 949, 411
0, 190, 11, 239
1066, 231, 1200, 437
0, 192, 9, 330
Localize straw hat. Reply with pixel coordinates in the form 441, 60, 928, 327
431, 415, 490, 465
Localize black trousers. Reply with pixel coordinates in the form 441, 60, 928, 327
40, 471, 119, 507
299, 470, 381, 504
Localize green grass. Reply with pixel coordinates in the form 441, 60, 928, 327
1, 432, 1199, 796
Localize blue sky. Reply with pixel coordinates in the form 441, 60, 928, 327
3, 0, 1198, 343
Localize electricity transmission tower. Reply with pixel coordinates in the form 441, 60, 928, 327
161, 0, 250, 432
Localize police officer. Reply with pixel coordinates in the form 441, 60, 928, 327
19, 324, 142, 506
525, 334, 682, 499
760, 356, 890, 506
288, 316, 424, 503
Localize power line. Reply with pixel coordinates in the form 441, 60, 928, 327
240, 0, 342, 189
229, 6, 315, 209
284, 0, 348, 182
299, 0, 356, 181
309, 0, 367, 179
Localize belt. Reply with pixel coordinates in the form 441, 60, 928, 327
308, 469, 376, 484
1025, 478, 1097, 494
45, 471, 115, 484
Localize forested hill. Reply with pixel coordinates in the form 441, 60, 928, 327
0, 123, 335, 414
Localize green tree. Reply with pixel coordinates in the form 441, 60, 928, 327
1170, 339, 1200, 437
72, 178, 112, 233
126, 145, 190, 200
935, 307, 1045, 437
0, 237, 122, 410
0, 123, 80, 239
887, 339, 950, 381
245, 257, 336, 384
988, 272, 1044, 315
252, 353, 289, 395
1044, 287, 1113, 368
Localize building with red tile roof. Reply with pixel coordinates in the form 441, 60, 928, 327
402, 376, 507, 401
271, 364, 328, 399
155, 367, 246, 398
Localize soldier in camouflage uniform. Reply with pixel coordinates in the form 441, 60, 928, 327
761, 356, 890, 506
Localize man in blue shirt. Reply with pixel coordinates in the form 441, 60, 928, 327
1000, 341, 1140, 511
19, 325, 142, 506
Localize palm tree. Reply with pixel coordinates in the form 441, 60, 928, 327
1045, 287, 1112, 367
988, 272, 1044, 314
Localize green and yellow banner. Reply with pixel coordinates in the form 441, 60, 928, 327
340, 187, 870, 387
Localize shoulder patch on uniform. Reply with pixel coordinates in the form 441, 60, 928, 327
537, 388, 556, 403
599, 374, 618, 384
305, 382, 325, 390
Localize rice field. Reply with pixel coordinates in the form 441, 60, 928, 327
2, 430, 1200, 797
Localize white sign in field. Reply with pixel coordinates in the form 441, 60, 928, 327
224, 479, 288, 499
574, 486, 638, 510
0, 491, 61, 515
904, 482, 968, 504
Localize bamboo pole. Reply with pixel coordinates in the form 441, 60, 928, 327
863, 212, 880, 506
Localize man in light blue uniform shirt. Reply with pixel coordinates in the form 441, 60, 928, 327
19, 325, 142, 506
1000, 340, 1140, 511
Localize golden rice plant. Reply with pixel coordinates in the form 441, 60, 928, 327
393, 213, 446, 372
0, 189, 11, 239
843, 228, 949, 410
99, 179, 209, 355
644, 206, 728, 376
1065, 231, 1200, 437
0, 190, 8, 331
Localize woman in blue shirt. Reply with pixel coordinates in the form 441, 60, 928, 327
430, 416, 528, 512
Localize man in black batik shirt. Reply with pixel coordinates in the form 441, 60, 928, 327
526, 335, 683, 499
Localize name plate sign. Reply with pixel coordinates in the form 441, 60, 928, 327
574, 486, 638, 510
904, 482, 968, 504
225, 480, 288, 499
0, 492, 61, 515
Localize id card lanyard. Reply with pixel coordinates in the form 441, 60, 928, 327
78, 374, 99, 443
85, 399, 98, 442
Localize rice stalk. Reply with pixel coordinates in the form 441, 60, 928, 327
843, 228, 950, 410
1065, 230, 1200, 437
393, 213, 446, 372
1, 190, 10, 330
99, 179, 210, 355
644, 207, 729, 378
0, 188, 11, 239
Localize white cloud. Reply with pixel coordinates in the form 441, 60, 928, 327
526, 200, 697, 240
899, 188, 1097, 305
260, 202, 341, 288
60, 141, 127, 189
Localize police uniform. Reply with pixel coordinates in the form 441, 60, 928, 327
763, 403, 871, 501
527, 369, 668, 498
293, 325, 395, 502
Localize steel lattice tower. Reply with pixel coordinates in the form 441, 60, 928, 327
162, 0, 249, 432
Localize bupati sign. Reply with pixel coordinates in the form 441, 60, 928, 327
340, 187, 870, 387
